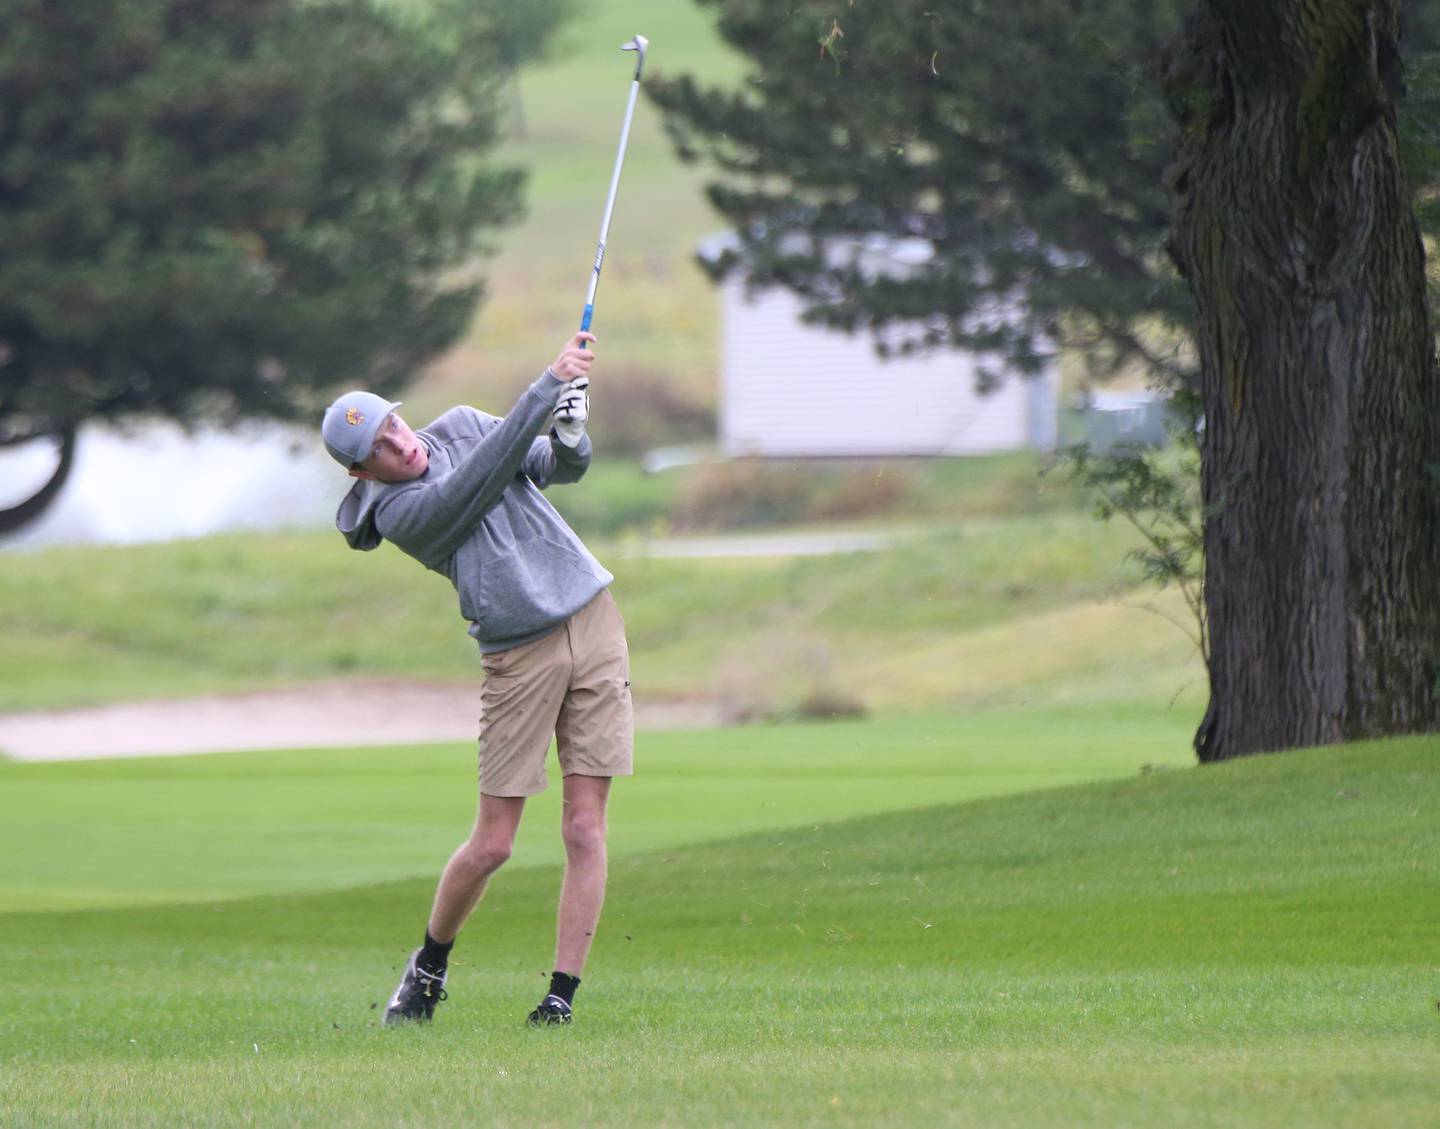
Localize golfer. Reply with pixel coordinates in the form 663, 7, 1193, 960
321, 331, 632, 1028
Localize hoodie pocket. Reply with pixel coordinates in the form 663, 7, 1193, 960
467, 536, 599, 642
533, 534, 594, 576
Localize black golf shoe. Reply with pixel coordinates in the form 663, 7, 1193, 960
526, 993, 573, 1027
383, 949, 448, 1025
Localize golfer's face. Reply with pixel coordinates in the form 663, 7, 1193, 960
357, 413, 428, 483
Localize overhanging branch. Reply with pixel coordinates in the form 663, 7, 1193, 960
0, 425, 78, 536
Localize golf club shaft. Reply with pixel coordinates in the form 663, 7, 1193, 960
580, 45, 647, 347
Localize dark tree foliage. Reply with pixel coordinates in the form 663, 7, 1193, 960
648, 0, 1194, 386
0, 0, 564, 531
650, 1, 1436, 376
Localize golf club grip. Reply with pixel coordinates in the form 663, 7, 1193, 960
579, 304, 594, 350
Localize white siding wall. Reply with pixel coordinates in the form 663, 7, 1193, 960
720, 282, 1056, 458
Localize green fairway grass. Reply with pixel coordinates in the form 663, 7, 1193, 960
1, 735, 1435, 1127
0, 707, 1195, 912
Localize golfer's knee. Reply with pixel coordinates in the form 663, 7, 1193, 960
562, 811, 606, 859
462, 837, 512, 877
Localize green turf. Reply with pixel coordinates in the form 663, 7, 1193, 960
0, 706, 1196, 912
1, 734, 1435, 1127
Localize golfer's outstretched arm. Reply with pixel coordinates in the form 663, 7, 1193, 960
377, 335, 594, 562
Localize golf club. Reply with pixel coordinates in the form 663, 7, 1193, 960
577, 34, 648, 351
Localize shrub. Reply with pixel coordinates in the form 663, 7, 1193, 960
673, 459, 915, 530
588, 369, 715, 457
673, 460, 819, 530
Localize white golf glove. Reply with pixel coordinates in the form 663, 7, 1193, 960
552, 377, 589, 448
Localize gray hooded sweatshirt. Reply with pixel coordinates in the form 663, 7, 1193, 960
336, 371, 613, 652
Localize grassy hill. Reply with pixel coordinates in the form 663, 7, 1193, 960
0, 479, 1204, 718
1, 734, 1435, 1126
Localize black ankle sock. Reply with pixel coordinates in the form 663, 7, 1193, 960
548, 971, 580, 1005
418, 931, 453, 974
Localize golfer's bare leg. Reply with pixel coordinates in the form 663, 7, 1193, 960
554, 774, 611, 975
427, 792, 526, 943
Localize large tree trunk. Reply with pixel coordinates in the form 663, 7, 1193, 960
1166, 0, 1440, 761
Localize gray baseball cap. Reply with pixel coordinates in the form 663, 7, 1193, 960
321, 390, 402, 468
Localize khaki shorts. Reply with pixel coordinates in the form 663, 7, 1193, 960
477, 589, 634, 797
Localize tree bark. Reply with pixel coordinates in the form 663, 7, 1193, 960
1166, 0, 1440, 760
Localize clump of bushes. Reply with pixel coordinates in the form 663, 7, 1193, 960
587, 370, 715, 457
674, 459, 914, 530
714, 637, 868, 725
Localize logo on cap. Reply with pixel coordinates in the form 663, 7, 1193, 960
345, 408, 364, 426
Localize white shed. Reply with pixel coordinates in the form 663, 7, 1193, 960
704, 235, 1058, 458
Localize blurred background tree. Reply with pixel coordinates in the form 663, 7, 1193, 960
0, 0, 567, 532
648, 0, 1437, 382
647, 0, 1195, 389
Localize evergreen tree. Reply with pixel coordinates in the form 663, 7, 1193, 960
648, 0, 1194, 384
0, 0, 565, 532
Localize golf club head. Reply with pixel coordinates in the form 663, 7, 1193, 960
621, 35, 648, 79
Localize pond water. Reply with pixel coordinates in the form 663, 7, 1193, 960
0, 421, 349, 551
